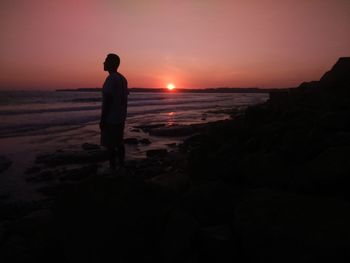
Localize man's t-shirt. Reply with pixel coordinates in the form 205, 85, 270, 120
102, 72, 128, 124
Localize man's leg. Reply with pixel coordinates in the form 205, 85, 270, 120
107, 146, 116, 170
116, 123, 125, 167
116, 142, 125, 167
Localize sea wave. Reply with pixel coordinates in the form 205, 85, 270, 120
0, 97, 230, 116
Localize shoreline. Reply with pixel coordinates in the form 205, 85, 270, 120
0, 109, 237, 203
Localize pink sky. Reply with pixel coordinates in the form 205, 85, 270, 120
0, 0, 349, 90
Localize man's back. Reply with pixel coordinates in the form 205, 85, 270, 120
102, 72, 128, 124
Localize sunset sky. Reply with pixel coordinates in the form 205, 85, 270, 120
1, 0, 349, 90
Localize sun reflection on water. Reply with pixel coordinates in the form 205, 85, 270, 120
167, 111, 175, 126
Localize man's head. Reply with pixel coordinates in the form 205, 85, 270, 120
104, 53, 120, 72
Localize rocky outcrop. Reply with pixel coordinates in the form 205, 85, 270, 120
297, 57, 350, 91
146, 148, 168, 158
319, 57, 350, 89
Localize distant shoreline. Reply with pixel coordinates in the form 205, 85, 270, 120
56, 87, 290, 93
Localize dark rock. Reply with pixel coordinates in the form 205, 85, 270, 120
326, 131, 350, 147
146, 149, 168, 158
26, 170, 54, 183
180, 134, 203, 152
60, 165, 98, 181
139, 138, 151, 145
11, 209, 53, 237
81, 143, 101, 151
36, 149, 108, 166
0, 209, 58, 262
148, 171, 189, 193
0, 192, 10, 200
180, 182, 236, 226
0, 202, 36, 221
25, 166, 42, 174
235, 190, 350, 262
166, 142, 177, 147
198, 224, 234, 262
295, 146, 350, 196
316, 111, 350, 132
36, 184, 67, 196
160, 209, 199, 263
133, 165, 167, 179
0, 156, 12, 173
0, 222, 9, 245
124, 137, 139, 145
130, 128, 141, 132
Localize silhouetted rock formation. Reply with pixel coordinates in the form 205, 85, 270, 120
320, 57, 350, 89
298, 57, 350, 91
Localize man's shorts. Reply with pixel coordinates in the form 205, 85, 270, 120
100, 123, 125, 147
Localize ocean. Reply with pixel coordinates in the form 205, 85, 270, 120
0, 90, 269, 139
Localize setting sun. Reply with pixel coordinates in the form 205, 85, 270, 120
167, 83, 175, 90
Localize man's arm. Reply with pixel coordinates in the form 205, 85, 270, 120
120, 74, 128, 106
100, 79, 113, 129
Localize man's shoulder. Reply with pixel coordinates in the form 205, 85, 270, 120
106, 73, 119, 81
117, 72, 127, 82
106, 72, 127, 83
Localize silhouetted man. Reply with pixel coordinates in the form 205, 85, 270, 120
100, 53, 128, 170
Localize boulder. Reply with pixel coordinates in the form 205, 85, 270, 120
148, 171, 189, 193
124, 138, 139, 145
26, 170, 54, 183
146, 149, 168, 158
36, 184, 68, 197
139, 138, 151, 145
59, 165, 98, 181
25, 166, 42, 175
81, 143, 100, 151
36, 150, 108, 166
0, 156, 12, 173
